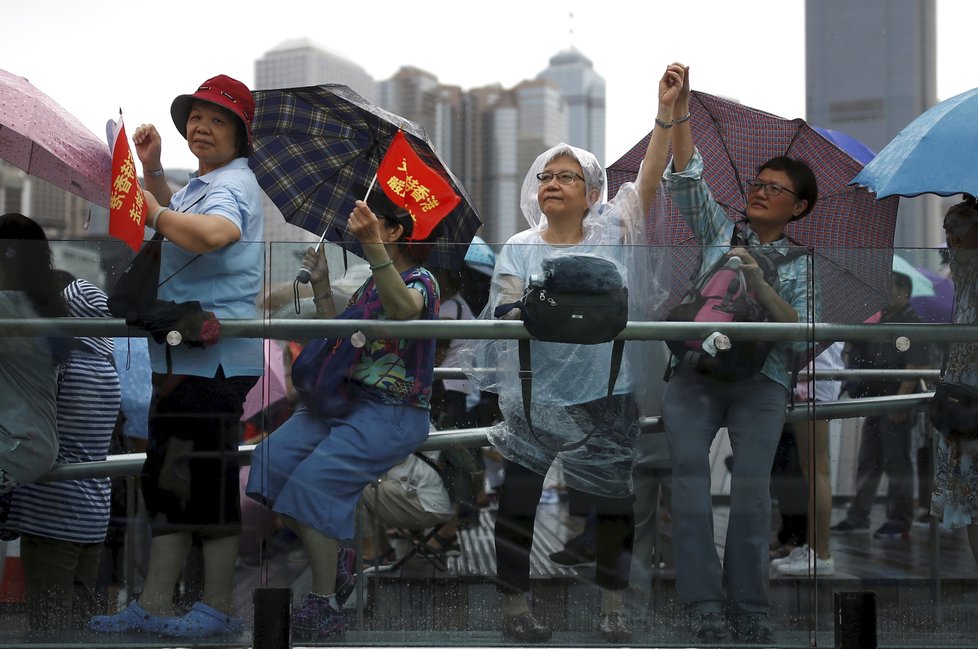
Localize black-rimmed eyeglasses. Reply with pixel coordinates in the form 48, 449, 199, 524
537, 171, 585, 185
746, 180, 798, 197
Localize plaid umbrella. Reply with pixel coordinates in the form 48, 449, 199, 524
607, 90, 900, 324
249, 84, 481, 269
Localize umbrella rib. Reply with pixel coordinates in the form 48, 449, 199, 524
695, 92, 748, 204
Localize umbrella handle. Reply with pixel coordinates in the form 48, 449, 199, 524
296, 228, 331, 284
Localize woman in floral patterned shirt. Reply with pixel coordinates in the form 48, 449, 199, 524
247, 191, 441, 639
931, 195, 978, 565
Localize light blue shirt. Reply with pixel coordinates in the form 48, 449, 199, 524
148, 157, 264, 377
663, 148, 818, 391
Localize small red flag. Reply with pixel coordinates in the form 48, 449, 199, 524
106, 115, 145, 252
376, 130, 461, 240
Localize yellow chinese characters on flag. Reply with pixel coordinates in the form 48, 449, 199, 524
106, 115, 145, 252
376, 130, 460, 241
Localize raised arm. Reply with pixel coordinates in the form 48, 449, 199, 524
669, 65, 694, 172
133, 124, 173, 207
638, 63, 687, 214
348, 200, 426, 321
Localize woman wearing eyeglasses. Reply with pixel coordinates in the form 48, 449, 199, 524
466, 64, 683, 643
930, 196, 978, 566
659, 66, 817, 644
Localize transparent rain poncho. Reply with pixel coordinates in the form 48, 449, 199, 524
461, 143, 669, 496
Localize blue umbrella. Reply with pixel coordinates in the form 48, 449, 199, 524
813, 127, 876, 165
851, 86, 978, 198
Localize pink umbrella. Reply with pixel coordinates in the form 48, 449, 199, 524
0, 68, 111, 207
241, 340, 289, 422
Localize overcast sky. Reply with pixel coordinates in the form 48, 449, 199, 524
3, 0, 977, 172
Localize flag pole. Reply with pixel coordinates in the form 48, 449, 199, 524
296, 172, 378, 283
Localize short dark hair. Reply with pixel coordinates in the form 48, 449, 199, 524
758, 156, 818, 220
0, 213, 69, 318
947, 193, 978, 219
366, 191, 443, 265
892, 271, 913, 296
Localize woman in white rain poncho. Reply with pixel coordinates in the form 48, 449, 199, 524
464, 64, 681, 643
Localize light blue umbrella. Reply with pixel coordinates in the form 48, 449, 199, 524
851, 86, 978, 198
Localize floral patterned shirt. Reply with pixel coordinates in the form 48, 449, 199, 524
350, 267, 440, 409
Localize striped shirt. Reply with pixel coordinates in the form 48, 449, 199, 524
7, 280, 121, 543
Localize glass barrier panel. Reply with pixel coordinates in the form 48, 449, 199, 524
2, 240, 977, 647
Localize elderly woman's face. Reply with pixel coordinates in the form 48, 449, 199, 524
186, 101, 238, 172
536, 155, 589, 221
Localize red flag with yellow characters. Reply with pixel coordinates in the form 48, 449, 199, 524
106, 114, 145, 251
376, 130, 460, 241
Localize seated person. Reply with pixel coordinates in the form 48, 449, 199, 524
361, 450, 456, 571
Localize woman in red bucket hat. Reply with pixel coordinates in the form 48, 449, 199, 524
90, 74, 264, 639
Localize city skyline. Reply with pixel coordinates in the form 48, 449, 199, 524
3, 0, 977, 176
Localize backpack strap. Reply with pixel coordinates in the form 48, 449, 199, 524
413, 451, 448, 486
518, 338, 625, 453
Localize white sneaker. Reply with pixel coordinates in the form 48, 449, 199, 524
777, 548, 835, 576
770, 545, 808, 567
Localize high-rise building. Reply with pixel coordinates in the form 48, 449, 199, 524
536, 47, 606, 166
806, 0, 939, 251
255, 38, 376, 101
378, 67, 464, 171
1, 161, 94, 239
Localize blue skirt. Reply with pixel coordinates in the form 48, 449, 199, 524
246, 399, 430, 540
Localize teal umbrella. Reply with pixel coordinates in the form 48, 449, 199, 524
892, 254, 936, 297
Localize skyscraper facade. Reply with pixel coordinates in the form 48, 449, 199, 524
378, 56, 600, 244
255, 38, 377, 101
536, 47, 606, 166
806, 0, 939, 250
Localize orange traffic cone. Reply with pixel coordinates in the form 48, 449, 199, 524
0, 539, 25, 604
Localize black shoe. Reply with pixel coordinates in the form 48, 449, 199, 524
690, 610, 729, 642
502, 612, 552, 643
600, 612, 631, 643
830, 520, 869, 533
729, 613, 775, 644
549, 534, 596, 567
872, 521, 910, 540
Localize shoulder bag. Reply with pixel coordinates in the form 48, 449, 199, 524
493, 253, 628, 452
929, 348, 978, 439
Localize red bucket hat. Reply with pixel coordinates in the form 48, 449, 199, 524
170, 74, 255, 152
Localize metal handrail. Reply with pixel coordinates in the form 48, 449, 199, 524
3, 317, 978, 344
38, 393, 931, 484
